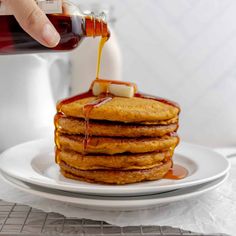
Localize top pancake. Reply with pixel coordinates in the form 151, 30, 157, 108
58, 96, 180, 123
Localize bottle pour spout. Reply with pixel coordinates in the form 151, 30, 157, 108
84, 12, 110, 38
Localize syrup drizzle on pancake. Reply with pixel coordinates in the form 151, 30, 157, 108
55, 91, 94, 162
83, 95, 113, 151
55, 92, 113, 155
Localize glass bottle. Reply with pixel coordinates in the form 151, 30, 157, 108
0, 0, 109, 54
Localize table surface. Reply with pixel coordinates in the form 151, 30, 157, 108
0, 200, 228, 236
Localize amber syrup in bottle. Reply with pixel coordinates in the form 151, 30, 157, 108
0, 0, 109, 54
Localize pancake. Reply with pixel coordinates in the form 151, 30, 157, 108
57, 116, 178, 137
60, 160, 172, 185
140, 116, 179, 125
58, 96, 180, 123
57, 149, 173, 170
57, 134, 179, 155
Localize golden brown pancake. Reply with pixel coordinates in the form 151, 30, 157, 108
57, 134, 179, 155
58, 96, 180, 123
57, 116, 178, 137
57, 149, 173, 170
60, 160, 172, 185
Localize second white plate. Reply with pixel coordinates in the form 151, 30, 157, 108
0, 139, 230, 196
0, 172, 228, 211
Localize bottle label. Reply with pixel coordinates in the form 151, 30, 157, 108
0, 0, 62, 15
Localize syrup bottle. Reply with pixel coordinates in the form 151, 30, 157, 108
0, 0, 109, 54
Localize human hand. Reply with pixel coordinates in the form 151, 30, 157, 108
2, 0, 60, 47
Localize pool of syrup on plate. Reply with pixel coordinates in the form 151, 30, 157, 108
164, 164, 188, 180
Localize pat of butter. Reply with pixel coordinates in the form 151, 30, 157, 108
91, 80, 137, 98
92, 82, 108, 96
108, 84, 134, 98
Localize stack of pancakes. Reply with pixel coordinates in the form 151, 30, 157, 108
55, 95, 180, 185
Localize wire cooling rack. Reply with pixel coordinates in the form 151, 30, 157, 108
0, 200, 228, 236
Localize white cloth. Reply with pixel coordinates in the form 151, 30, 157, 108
0, 157, 235, 235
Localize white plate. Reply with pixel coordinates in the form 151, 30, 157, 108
0, 171, 228, 211
0, 139, 230, 196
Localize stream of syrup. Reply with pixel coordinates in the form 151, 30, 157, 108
96, 36, 109, 79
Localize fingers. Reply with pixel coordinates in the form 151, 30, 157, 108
3, 0, 60, 48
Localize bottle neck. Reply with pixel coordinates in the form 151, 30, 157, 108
84, 13, 110, 38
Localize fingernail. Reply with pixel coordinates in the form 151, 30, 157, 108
42, 23, 60, 47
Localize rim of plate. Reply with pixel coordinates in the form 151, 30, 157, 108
0, 171, 228, 210
0, 138, 231, 196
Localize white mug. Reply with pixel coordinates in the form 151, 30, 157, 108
0, 53, 70, 151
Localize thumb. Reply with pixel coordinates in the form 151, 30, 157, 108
4, 0, 60, 48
